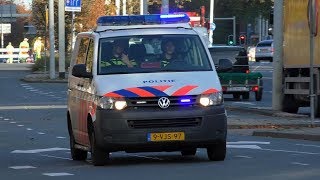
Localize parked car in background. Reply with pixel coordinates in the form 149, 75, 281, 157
255, 40, 273, 62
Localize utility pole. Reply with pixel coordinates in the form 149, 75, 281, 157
209, 0, 214, 45
140, 0, 148, 15
272, 0, 284, 111
115, 0, 120, 15
49, 0, 55, 79
58, 0, 65, 79
123, 0, 127, 15
161, 0, 169, 14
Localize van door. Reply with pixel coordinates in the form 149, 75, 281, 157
78, 39, 95, 146
69, 37, 90, 144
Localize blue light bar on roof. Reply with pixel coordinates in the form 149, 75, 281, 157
96, 14, 190, 26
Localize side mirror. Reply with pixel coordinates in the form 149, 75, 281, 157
217, 59, 233, 72
72, 64, 92, 78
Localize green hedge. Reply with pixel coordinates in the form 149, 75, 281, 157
32, 56, 71, 72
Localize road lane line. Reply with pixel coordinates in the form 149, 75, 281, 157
9, 122, 16, 124
56, 136, 66, 139
26, 128, 33, 131
129, 154, 163, 161
17, 125, 24, 127
234, 155, 252, 159
227, 141, 270, 145
291, 162, 309, 166
4, 118, 10, 121
38, 132, 45, 135
260, 148, 320, 155
0, 105, 67, 110
9, 166, 36, 169
40, 154, 72, 161
227, 145, 262, 149
11, 147, 70, 154
296, 144, 320, 148
43, 173, 74, 177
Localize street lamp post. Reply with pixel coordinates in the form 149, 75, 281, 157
209, 0, 215, 45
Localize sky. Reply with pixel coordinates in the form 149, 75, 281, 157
14, 0, 32, 9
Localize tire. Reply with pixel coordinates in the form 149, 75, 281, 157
242, 92, 250, 100
255, 89, 263, 101
90, 129, 109, 166
70, 133, 88, 161
282, 95, 299, 113
233, 93, 240, 99
181, 148, 197, 156
207, 141, 226, 161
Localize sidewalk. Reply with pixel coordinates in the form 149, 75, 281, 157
21, 72, 320, 141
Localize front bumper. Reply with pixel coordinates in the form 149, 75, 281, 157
93, 105, 227, 152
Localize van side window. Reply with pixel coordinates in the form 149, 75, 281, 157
86, 40, 94, 73
76, 38, 89, 64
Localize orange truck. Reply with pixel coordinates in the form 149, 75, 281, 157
282, 0, 320, 116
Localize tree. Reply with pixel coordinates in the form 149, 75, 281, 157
1, 1, 30, 47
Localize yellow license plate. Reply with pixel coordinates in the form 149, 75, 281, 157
148, 132, 185, 142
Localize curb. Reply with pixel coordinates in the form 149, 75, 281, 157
226, 105, 308, 118
20, 78, 67, 83
252, 131, 320, 141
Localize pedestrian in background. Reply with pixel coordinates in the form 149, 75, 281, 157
19, 38, 30, 63
33, 37, 43, 61
6, 42, 14, 63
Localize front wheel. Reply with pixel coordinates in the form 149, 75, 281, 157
90, 130, 109, 166
207, 141, 226, 161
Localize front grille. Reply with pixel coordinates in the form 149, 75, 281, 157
127, 118, 202, 129
127, 96, 198, 108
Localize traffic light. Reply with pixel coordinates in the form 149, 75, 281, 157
227, 35, 234, 45
239, 34, 246, 45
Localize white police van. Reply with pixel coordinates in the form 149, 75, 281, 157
67, 14, 227, 166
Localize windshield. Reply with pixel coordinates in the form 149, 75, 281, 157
98, 35, 212, 75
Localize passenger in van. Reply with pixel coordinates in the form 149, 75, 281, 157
161, 40, 179, 67
102, 41, 135, 68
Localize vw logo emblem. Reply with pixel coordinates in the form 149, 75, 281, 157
158, 97, 170, 109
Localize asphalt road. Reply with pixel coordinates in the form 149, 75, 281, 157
1, 64, 320, 180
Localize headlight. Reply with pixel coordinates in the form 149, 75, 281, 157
199, 92, 223, 106
99, 97, 127, 110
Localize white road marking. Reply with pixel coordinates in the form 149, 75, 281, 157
0, 116, 3, 118
4, 118, 10, 121
37, 132, 45, 135
40, 154, 72, 161
9, 166, 36, 169
0, 105, 67, 110
234, 155, 252, 159
29, 90, 39, 92
129, 154, 163, 160
232, 102, 256, 105
20, 83, 28, 86
25, 87, 34, 90
11, 147, 70, 154
227, 145, 262, 149
56, 136, 66, 139
9, 122, 16, 124
291, 162, 309, 166
252, 65, 261, 72
43, 173, 74, 177
296, 144, 320, 148
26, 128, 33, 131
260, 148, 320, 155
227, 141, 270, 145
17, 125, 24, 127
48, 95, 56, 97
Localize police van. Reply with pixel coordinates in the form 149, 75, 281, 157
67, 14, 227, 166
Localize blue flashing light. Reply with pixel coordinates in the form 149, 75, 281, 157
160, 14, 186, 18
180, 99, 191, 103
97, 14, 190, 26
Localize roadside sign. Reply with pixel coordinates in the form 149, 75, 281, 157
65, 0, 81, 12
0, 24, 11, 34
210, 23, 216, 31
